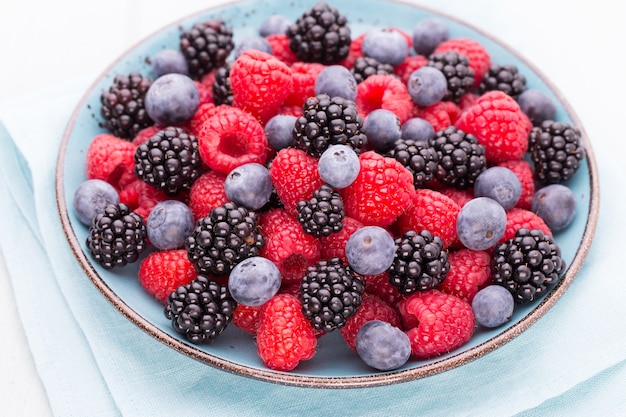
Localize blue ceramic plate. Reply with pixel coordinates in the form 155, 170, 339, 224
56, 0, 599, 388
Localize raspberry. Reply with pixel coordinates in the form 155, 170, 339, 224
458, 92, 480, 111
138, 249, 197, 304
417, 100, 461, 132
439, 248, 492, 303
393, 54, 428, 84
86, 133, 137, 189
266, 34, 299, 65
194, 79, 214, 106
230, 49, 293, 124
283, 62, 326, 107
131, 125, 162, 147
341, 151, 415, 227
186, 102, 218, 138
269, 148, 323, 217
398, 289, 474, 359
196, 105, 269, 174
232, 304, 262, 335
455, 90, 533, 163
500, 208, 552, 243
339, 293, 401, 350
319, 216, 364, 263
396, 188, 461, 250
356, 74, 413, 124
118, 179, 173, 220
187, 170, 228, 221
365, 271, 406, 309
433, 38, 491, 89
256, 293, 317, 371
498, 159, 535, 210
438, 186, 474, 208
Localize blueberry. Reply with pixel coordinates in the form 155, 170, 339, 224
259, 14, 292, 36
356, 320, 411, 371
346, 226, 396, 275
407, 66, 448, 107
145, 73, 200, 126
228, 256, 281, 306
265, 114, 296, 151
412, 18, 449, 56
224, 163, 273, 211
362, 28, 409, 66
474, 166, 522, 210
517, 89, 557, 126
472, 285, 515, 328
234, 35, 272, 59
146, 200, 195, 250
401, 117, 435, 143
151, 49, 189, 78
314, 65, 358, 101
363, 109, 401, 152
531, 184, 576, 231
318, 144, 360, 188
73, 179, 120, 226
456, 197, 507, 250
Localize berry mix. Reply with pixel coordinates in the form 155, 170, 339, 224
74, 2, 585, 373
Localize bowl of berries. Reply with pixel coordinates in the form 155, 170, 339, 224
56, 0, 599, 388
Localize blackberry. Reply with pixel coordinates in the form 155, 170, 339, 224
100, 72, 154, 140
180, 19, 234, 80
430, 126, 487, 189
528, 120, 585, 185
492, 228, 566, 304
134, 126, 203, 196
286, 2, 351, 64
350, 56, 395, 84
296, 184, 344, 237
478, 64, 527, 98
212, 63, 233, 106
388, 230, 450, 295
164, 275, 236, 343
293, 94, 367, 157
427, 51, 475, 103
299, 257, 365, 332
185, 202, 264, 276
385, 139, 439, 187
86, 203, 147, 270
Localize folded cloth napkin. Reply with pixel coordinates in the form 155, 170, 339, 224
1, 80, 626, 417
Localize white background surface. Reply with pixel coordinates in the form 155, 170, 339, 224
0, 0, 623, 416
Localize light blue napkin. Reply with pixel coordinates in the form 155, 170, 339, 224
1, 81, 625, 416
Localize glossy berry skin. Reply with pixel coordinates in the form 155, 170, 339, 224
314, 65, 358, 101
317, 144, 360, 189
138, 249, 197, 304
362, 28, 409, 66
407, 66, 448, 107
339, 293, 400, 351
474, 166, 522, 211
345, 226, 396, 276
517, 89, 557, 126
356, 320, 411, 371
228, 256, 281, 307
73, 179, 120, 226
531, 184, 576, 231
401, 117, 435, 143
456, 197, 507, 250
411, 17, 449, 56
264, 114, 296, 151
145, 73, 200, 126
233, 35, 272, 59
363, 109, 401, 152
472, 285, 514, 328
259, 14, 292, 36
146, 200, 195, 250
224, 163, 273, 211
152, 49, 189, 78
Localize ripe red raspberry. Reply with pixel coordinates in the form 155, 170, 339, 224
283, 62, 326, 107
356, 74, 413, 124
417, 100, 461, 132
434, 38, 491, 89
341, 151, 415, 227
186, 102, 218, 138
138, 249, 197, 304
266, 34, 299, 65
500, 208, 552, 243
131, 125, 162, 147
365, 271, 406, 309
232, 304, 262, 335
256, 293, 317, 371
269, 148, 323, 217
498, 159, 535, 210
438, 186, 474, 208
339, 293, 401, 351
396, 188, 461, 250
455, 90, 533, 163
86, 133, 137, 189
230, 49, 293, 124
275, 104, 303, 118
398, 289, 474, 359
439, 248, 492, 303
188, 170, 228, 221
339, 33, 366, 69
458, 92, 480, 111
196, 105, 269, 174
394, 54, 428, 84
119, 179, 176, 220
319, 216, 364, 263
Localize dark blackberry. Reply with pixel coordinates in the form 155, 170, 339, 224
430, 126, 487, 189
296, 184, 344, 237
492, 228, 566, 304
286, 2, 351, 64
385, 139, 439, 187
528, 120, 585, 185
293, 94, 367, 157
180, 19, 234, 80
164, 275, 236, 343
350, 56, 395, 84
185, 202, 264, 276
100, 72, 154, 140
133, 126, 203, 196
212, 63, 233, 106
427, 51, 475, 103
86, 203, 147, 270
388, 230, 450, 295
299, 257, 365, 332
478, 64, 527, 98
